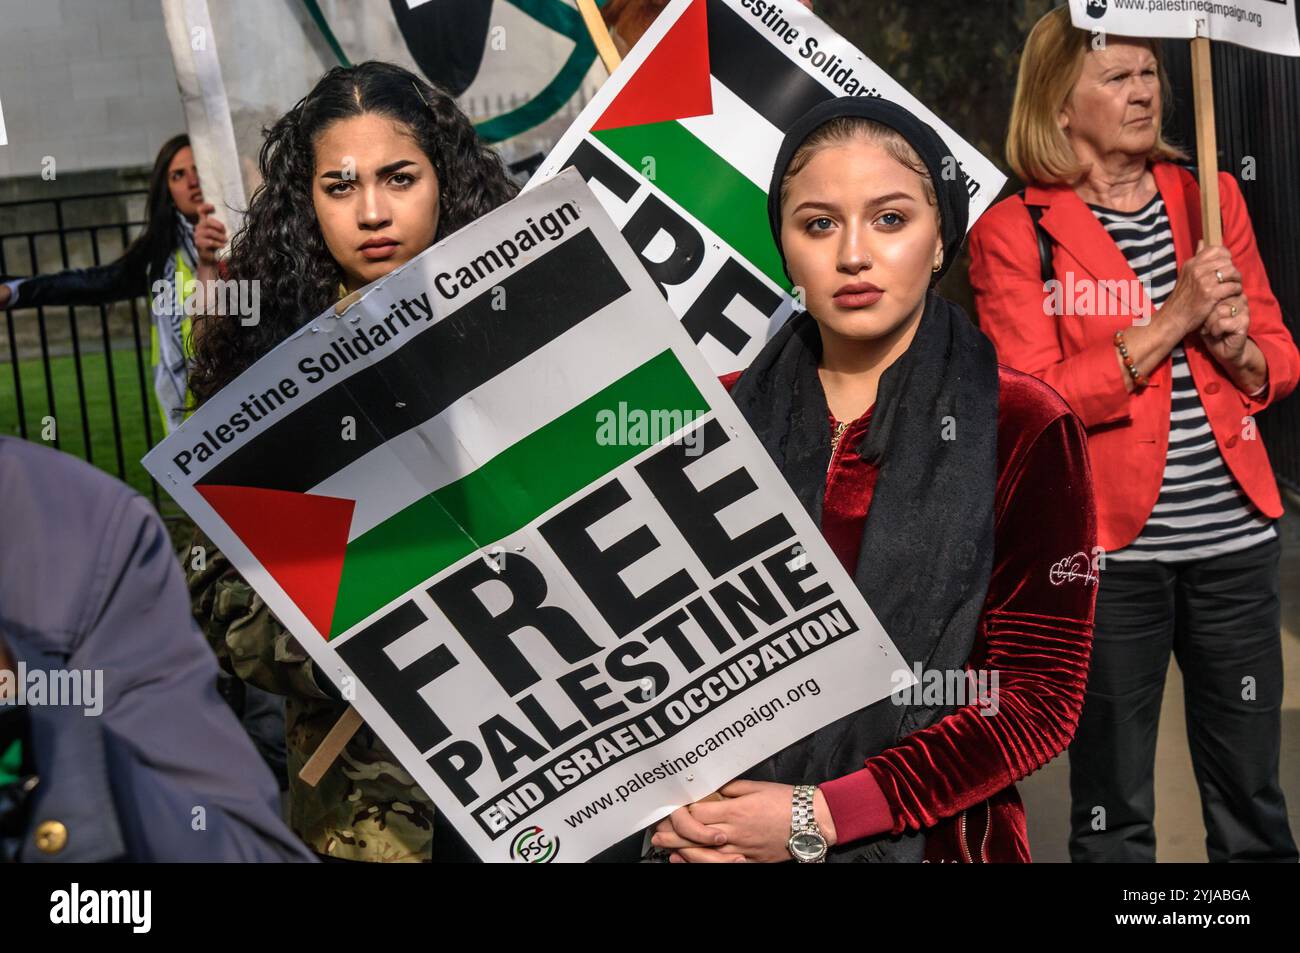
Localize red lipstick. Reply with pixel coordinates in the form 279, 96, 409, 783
833, 281, 883, 308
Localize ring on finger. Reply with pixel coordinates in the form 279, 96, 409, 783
1231, 304, 1239, 317
1215, 269, 1225, 283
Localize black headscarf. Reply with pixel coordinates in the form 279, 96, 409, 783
730, 97, 1000, 862
766, 95, 969, 284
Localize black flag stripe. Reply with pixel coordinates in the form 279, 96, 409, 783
198, 227, 629, 493
706, 0, 834, 133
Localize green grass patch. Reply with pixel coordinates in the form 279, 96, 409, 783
1, 347, 168, 501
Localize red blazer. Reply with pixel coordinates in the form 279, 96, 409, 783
969, 162, 1300, 553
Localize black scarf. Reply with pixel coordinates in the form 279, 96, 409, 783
729, 97, 1000, 862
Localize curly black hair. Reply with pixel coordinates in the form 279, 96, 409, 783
190, 61, 518, 402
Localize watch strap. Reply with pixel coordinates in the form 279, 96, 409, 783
790, 785, 827, 862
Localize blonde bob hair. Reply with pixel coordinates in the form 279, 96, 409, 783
1006, 5, 1187, 185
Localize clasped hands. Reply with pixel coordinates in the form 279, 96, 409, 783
1173, 242, 1252, 370
649, 779, 838, 863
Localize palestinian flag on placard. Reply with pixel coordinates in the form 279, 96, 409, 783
541, 0, 1001, 302
578, 0, 866, 292
193, 228, 709, 641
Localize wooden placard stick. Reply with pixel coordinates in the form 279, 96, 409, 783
577, 0, 622, 75
1190, 34, 1223, 246
335, 288, 364, 315
299, 705, 364, 787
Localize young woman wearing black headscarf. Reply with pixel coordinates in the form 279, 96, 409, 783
650, 97, 1098, 863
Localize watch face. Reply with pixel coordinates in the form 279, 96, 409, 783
789, 830, 827, 861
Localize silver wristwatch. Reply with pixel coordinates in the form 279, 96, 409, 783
787, 784, 828, 863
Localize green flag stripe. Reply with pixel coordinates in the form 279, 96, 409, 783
330, 349, 709, 637
591, 120, 788, 291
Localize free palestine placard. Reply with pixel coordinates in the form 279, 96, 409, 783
145, 171, 913, 862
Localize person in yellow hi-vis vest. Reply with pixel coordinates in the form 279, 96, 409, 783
149, 248, 198, 433
0, 133, 227, 434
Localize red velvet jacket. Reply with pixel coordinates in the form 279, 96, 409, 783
969, 163, 1300, 553
721, 363, 1097, 862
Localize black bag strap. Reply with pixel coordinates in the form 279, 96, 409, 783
1018, 189, 1053, 284
1020, 166, 1201, 286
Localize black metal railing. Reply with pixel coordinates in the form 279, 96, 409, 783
3, 153, 1297, 513
0, 189, 164, 509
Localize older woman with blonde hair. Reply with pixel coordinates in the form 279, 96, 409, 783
969, 5, 1299, 862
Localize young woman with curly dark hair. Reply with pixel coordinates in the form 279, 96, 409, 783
190, 60, 516, 400
188, 61, 516, 863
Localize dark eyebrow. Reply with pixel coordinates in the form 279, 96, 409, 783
319, 159, 417, 180
791, 191, 918, 215
862, 191, 918, 207
791, 200, 840, 215
377, 159, 416, 176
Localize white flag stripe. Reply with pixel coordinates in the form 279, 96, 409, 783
679, 76, 783, 191
311, 295, 686, 541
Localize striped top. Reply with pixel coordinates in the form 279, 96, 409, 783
1091, 195, 1276, 563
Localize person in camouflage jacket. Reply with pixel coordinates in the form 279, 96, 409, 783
189, 527, 438, 862
181, 62, 517, 862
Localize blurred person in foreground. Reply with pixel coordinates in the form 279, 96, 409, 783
0, 435, 312, 862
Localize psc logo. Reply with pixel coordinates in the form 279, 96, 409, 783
509, 825, 559, 863
1086, 0, 1108, 17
